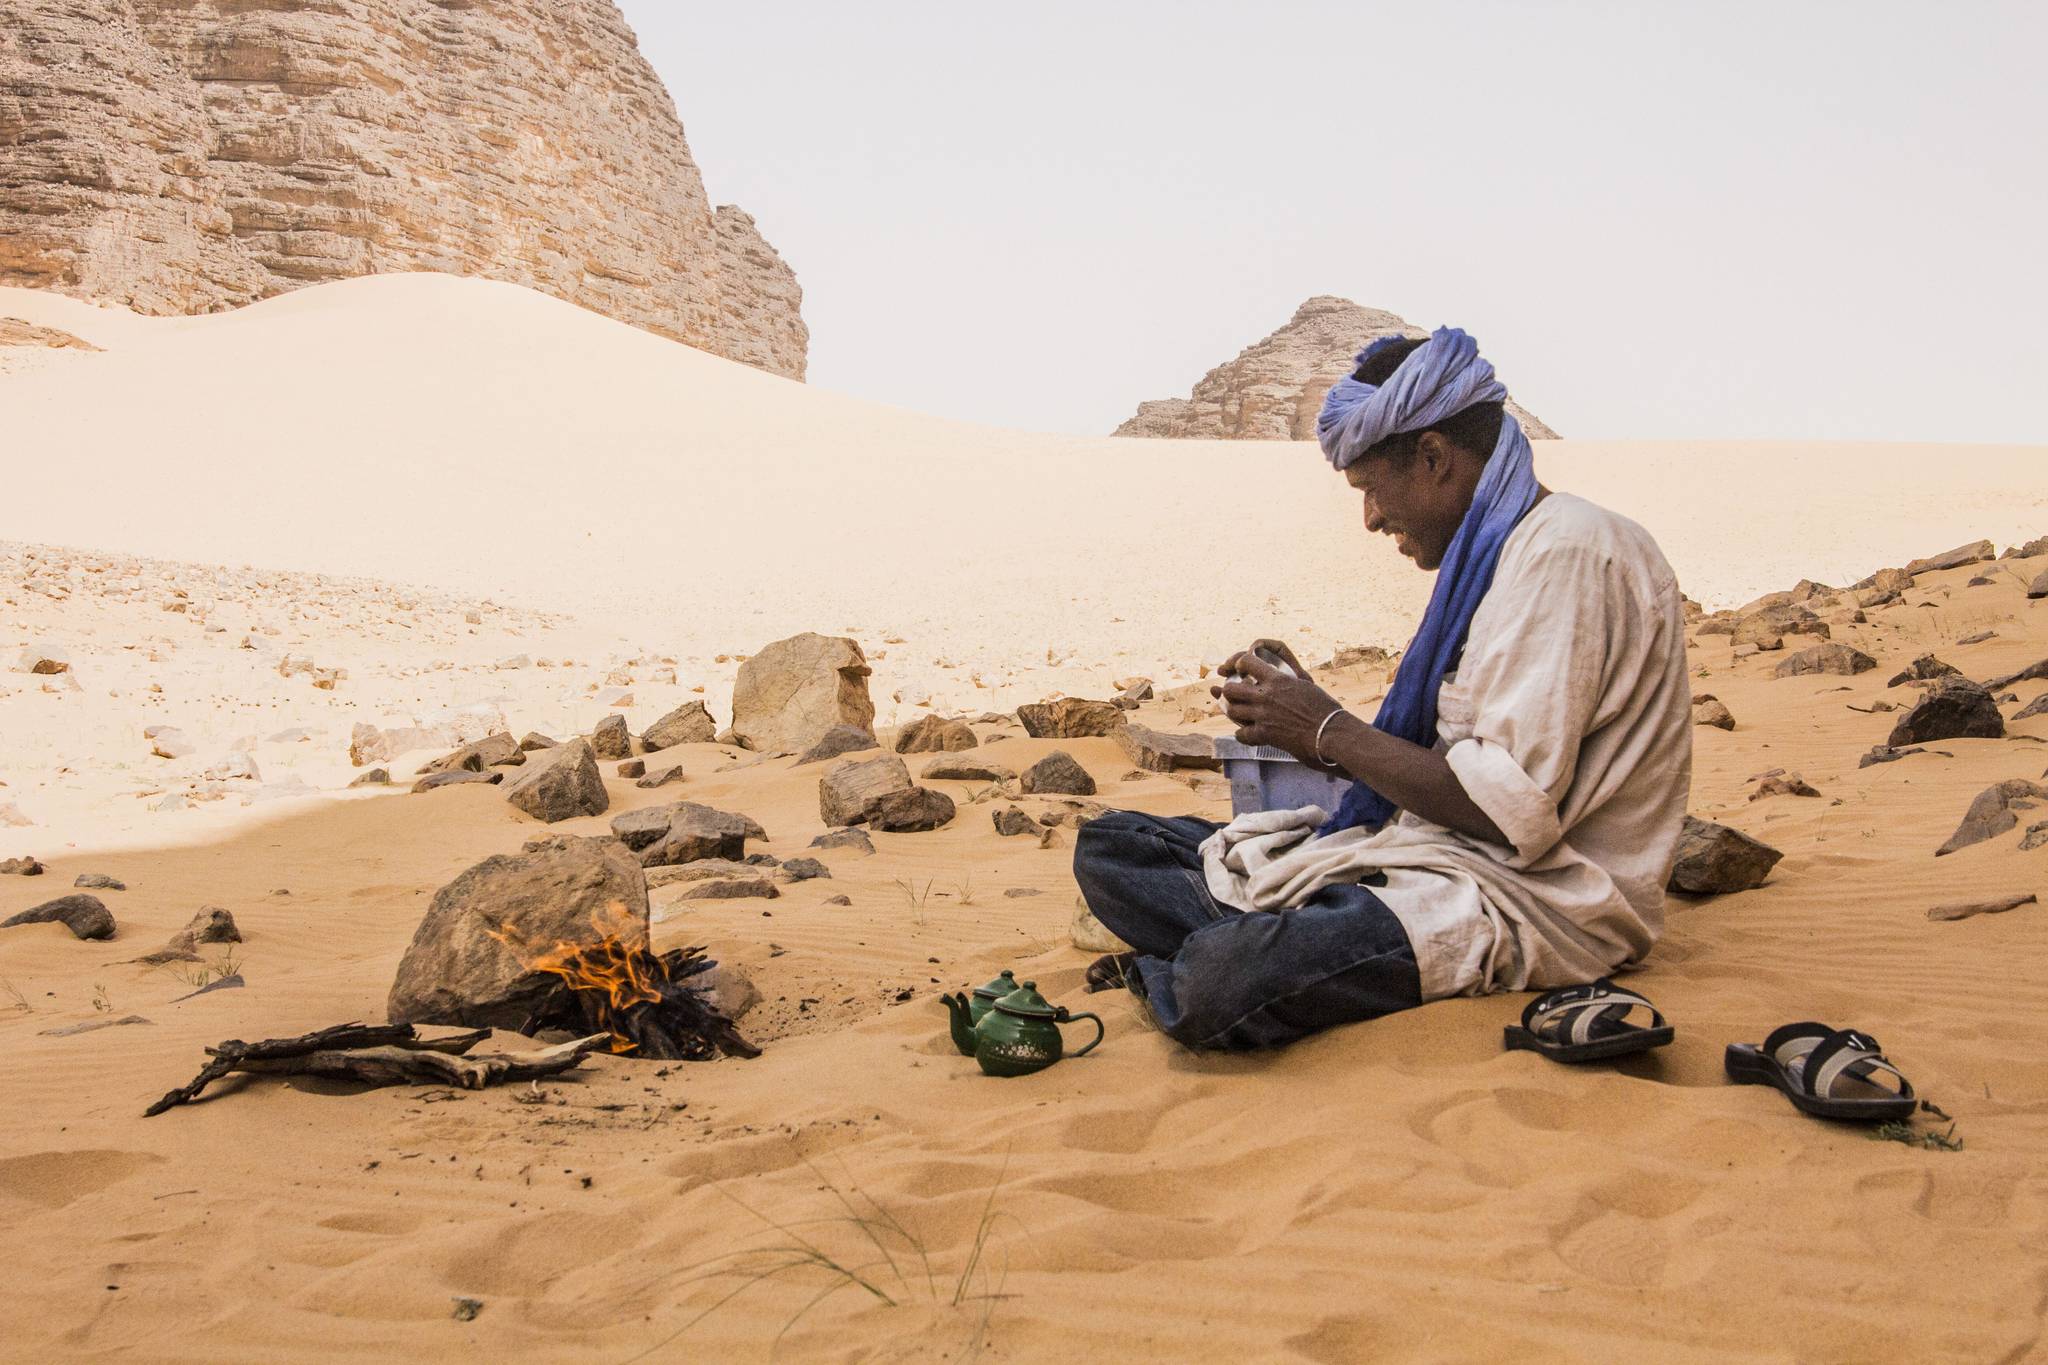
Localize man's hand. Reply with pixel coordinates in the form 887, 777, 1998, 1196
1222, 637, 1312, 684
1211, 651, 1345, 765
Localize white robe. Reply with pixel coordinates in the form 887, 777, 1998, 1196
1201, 493, 1694, 1001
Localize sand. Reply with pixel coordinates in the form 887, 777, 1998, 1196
3, 276, 2047, 1360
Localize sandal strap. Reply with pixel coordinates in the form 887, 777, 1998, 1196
1800, 1028, 1911, 1102
1522, 979, 1664, 1045
1762, 1021, 1834, 1069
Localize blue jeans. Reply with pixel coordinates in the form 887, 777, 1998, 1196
1073, 810, 1423, 1051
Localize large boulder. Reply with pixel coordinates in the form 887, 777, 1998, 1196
730, 633, 875, 755
1904, 539, 1994, 576
2, 893, 115, 940
1935, 780, 2048, 857
643, 701, 717, 751
819, 754, 914, 826
502, 739, 608, 823
1772, 643, 1876, 679
1115, 723, 1223, 772
894, 716, 977, 753
617, 801, 765, 867
1016, 699, 1126, 739
1666, 816, 1783, 895
1022, 751, 1097, 796
1887, 677, 2005, 746
387, 837, 648, 1030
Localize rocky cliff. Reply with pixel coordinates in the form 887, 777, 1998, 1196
1115, 297, 1554, 441
0, 0, 807, 379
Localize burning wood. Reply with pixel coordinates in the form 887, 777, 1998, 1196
499, 907, 760, 1061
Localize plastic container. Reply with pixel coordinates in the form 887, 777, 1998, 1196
1211, 737, 1353, 817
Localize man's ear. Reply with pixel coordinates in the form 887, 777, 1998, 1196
1416, 431, 1457, 484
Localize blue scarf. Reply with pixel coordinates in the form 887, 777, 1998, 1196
1314, 327, 1540, 837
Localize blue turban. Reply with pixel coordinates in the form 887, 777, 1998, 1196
1313, 326, 1541, 837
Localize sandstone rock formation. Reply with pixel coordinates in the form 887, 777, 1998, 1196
731, 634, 875, 756
0, 0, 807, 378
1113, 297, 1555, 441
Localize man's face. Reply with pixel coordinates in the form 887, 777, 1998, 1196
1344, 443, 1458, 571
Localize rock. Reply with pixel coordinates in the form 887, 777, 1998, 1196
1927, 893, 2036, 923
635, 765, 686, 789
1986, 658, 2048, 690
614, 801, 763, 867
387, 836, 648, 1030
730, 634, 875, 754
502, 740, 608, 823
1958, 631, 1998, 646
2023, 821, 2048, 852
675, 877, 779, 901
1749, 773, 1820, 800
869, 786, 956, 833
2, 894, 115, 940
73, 873, 124, 891
134, 906, 241, 965
1858, 745, 1939, 768
1071, 902, 1131, 953
148, 726, 195, 760
1021, 751, 1096, 796
418, 732, 525, 775
589, 714, 634, 760
1666, 816, 1783, 895
1887, 677, 2006, 746
0, 2, 806, 379
743, 853, 782, 867
1691, 697, 1736, 730
2014, 694, 2048, 722
921, 755, 1016, 783
2029, 568, 2048, 600
15, 646, 68, 675
1772, 643, 1876, 678
1035, 799, 1111, 830
1904, 540, 1995, 575
349, 768, 393, 788
819, 754, 914, 826
0, 857, 45, 876
2004, 536, 2048, 559
795, 724, 882, 766
412, 770, 503, 793
519, 732, 560, 752
809, 828, 876, 856
645, 859, 756, 886
349, 721, 455, 766
1887, 654, 1961, 688
1003, 888, 1043, 899
1733, 604, 1828, 651
776, 857, 830, 882
643, 701, 717, 751
615, 759, 646, 779
1016, 699, 1126, 739
822, 894, 852, 906
1112, 297, 1555, 440
1115, 722, 1223, 772
993, 807, 1040, 837
1935, 780, 2048, 856
699, 963, 761, 1021
1856, 567, 1916, 594
894, 716, 978, 753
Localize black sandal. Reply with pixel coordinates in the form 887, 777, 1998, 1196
1503, 980, 1674, 1062
1724, 1023, 1916, 1121
1085, 952, 1138, 993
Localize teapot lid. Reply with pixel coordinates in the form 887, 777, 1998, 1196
992, 980, 1058, 1019
970, 968, 1019, 1001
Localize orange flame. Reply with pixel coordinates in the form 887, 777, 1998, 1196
490, 902, 660, 1053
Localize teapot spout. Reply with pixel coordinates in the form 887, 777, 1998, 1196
940, 993, 979, 1055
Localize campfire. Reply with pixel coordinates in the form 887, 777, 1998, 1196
500, 907, 760, 1061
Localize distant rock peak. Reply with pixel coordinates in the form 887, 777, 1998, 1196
1115, 297, 1555, 441
0, 0, 808, 379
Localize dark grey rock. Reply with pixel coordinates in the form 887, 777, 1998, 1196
870, 786, 956, 833
794, 723, 880, 767
1886, 654, 1960, 688
819, 753, 914, 826
1114, 722, 1222, 772
809, 827, 876, 855
1887, 677, 2005, 746
1666, 816, 1783, 895
3, 893, 115, 940
1771, 642, 1872, 678
503, 739, 608, 823
1021, 750, 1096, 796
518, 732, 559, 752
617, 801, 765, 867
642, 700, 718, 751
1937, 780, 2048, 856
2014, 693, 2048, 722
73, 873, 124, 891
992, 807, 1040, 837
635, 765, 686, 789
419, 731, 524, 775
777, 857, 830, 881
412, 769, 503, 793
676, 877, 779, 901
349, 768, 392, 788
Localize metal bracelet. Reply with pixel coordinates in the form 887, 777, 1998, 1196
1312, 708, 1347, 770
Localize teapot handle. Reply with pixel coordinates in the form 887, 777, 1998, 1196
1059, 1009, 1105, 1057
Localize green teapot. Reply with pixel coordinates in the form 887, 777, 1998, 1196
941, 979, 1104, 1077
940, 969, 1018, 1053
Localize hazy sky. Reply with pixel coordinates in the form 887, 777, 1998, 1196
623, 2, 2044, 443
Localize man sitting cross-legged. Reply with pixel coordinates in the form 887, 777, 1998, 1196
1074, 328, 1693, 1051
